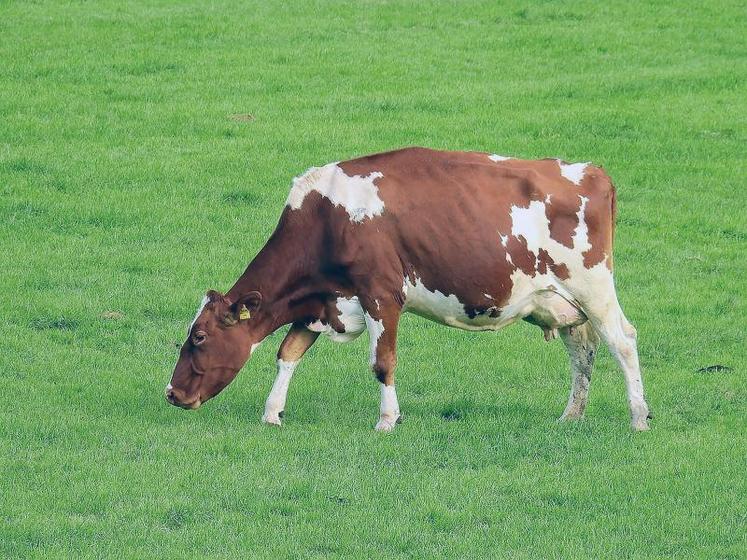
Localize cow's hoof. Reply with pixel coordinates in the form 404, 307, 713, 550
375, 415, 400, 432
262, 411, 283, 427
631, 402, 651, 431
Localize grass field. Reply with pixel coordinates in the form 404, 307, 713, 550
1, 1, 746, 558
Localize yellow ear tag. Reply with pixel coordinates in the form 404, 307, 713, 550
239, 305, 251, 320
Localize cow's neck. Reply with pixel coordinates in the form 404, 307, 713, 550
226, 216, 329, 335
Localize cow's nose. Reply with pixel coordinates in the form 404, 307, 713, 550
165, 384, 175, 403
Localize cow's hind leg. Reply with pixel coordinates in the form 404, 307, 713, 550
262, 323, 320, 426
559, 322, 599, 421
601, 310, 650, 431
361, 296, 403, 432
580, 290, 650, 431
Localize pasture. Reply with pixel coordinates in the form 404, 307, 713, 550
1, 1, 745, 558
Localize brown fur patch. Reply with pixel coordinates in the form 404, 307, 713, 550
551, 261, 571, 280
536, 248, 571, 280
545, 197, 581, 249
506, 235, 537, 276
580, 177, 614, 270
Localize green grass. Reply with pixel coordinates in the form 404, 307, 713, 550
1, 1, 745, 558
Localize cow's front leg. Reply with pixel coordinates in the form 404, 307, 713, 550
262, 323, 319, 426
362, 298, 402, 432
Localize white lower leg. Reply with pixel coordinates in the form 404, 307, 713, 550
262, 359, 297, 426
600, 318, 650, 431
620, 353, 650, 430
375, 383, 400, 432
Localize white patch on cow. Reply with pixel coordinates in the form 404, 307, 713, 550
375, 383, 400, 432
363, 312, 385, 367
263, 359, 297, 426
511, 195, 592, 255
188, 295, 210, 334
573, 196, 591, 253
286, 163, 385, 223
306, 320, 324, 332
488, 154, 512, 162
307, 296, 366, 343
483, 293, 494, 300
511, 200, 565, 256
335, 297, 366, 336
250, 342, 262, 356
402, 276, 465, 324
402, 275, 509, 331
557, 160, 589, 185
510, 204, 545, 255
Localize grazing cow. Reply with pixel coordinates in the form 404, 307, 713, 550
166, 147, 651, 431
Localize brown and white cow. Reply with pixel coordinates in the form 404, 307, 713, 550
166, 147, 651, 431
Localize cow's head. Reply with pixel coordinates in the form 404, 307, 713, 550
165, 290, 263, 409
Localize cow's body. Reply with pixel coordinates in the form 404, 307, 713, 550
167, 147, 650, 432
288, 148, 614, 338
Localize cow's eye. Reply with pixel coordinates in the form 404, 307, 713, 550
192, 330, 207, 346
222, 312, 238, 327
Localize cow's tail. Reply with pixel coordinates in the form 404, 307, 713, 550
609, 179, 617, 270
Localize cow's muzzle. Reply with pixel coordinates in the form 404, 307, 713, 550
165, 385, 201, 410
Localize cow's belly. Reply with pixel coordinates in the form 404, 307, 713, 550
402, 276, 510, 331
402, 275, 586, 332
308, 282, 586, 340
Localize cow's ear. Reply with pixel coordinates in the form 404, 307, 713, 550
230, 291, 262, 321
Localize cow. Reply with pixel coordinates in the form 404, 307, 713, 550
165, 147, 651, 431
